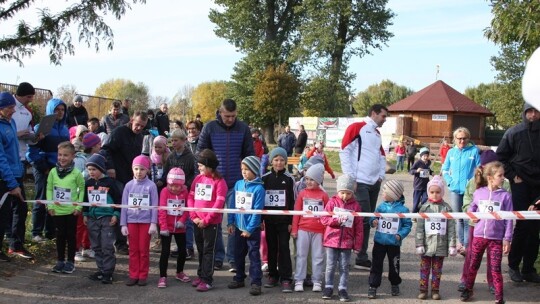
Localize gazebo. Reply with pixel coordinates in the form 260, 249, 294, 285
388, 80, 492, 145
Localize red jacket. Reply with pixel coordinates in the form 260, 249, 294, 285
320, 194, 363, 251
292, 187, 329, 235
158, 186, 189, 233
253, 138, 264, 158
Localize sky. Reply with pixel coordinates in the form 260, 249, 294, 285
1, 0, 499, 101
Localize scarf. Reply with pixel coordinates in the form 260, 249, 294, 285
56, 161, 75, 179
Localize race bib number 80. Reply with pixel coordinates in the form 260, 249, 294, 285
377, 217, 399, 234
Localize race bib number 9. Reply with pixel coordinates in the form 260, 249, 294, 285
377, 217, 399, 234
236, 191, 253, 210
478, 200, 501, 213
302, 198, 323, 217
194, 183, 213, 201
167, 199, 185, 216
425, 218, 447, 235
54, 186, 71, 202
129, 193, 150, 207
88, 189, 107, 204
265, 190, 286, 207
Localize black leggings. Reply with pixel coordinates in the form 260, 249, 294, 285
53, 214, 77, 262
159, 233, 186, 277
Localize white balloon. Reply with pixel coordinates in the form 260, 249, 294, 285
522, 47, 540, 111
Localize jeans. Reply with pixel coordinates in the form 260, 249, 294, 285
396, 155, 405, 171
31, 166, 55, 238
233, 227, 262, 286
9, 178, 27, 250
412, 189, 427, 213
185, 218, 194, 250
449, 191, 469, 246
215, 189, 235, 264
325, 248, 351, 290
354, 181, 381, 263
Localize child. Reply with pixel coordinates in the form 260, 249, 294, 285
409, 147, 433, 213
157, 168, 191, 288
187, 149, 227, 292
415, 175, 457, 300
367, 180, 412, 299
461, 161, 513, 304
227, 156, 265, 296
150, 135, 170, 188
262, 147, 295, 292
291, 164, 329, 293
307, 142, 335, 179
320, 174, 363, 302
83, 154, 122, 284
120, 155, 159, 287
395, 141, 406, 171
46, 141, 85, 274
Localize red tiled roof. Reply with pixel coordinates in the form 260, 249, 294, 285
388, 80, 492, 115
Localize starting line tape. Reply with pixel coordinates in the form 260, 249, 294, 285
25, 200, 540, 220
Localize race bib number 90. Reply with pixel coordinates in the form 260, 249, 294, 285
54, 186, 71, 202
377, 217, 399, 234
195, 183, 213, 201
302, 198, 323, 217
129, 193, 150, 207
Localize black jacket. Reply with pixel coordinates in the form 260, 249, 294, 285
295, 131, 308, 154
101, 123, 144, 185
261, 168, 295, 224
155, 110, 170, 136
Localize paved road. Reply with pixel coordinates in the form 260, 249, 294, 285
0, 173, 538, 303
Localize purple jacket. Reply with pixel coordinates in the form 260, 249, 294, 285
469, 186, 513, 242
320, 195, 363, 251
120, 176, 159, 226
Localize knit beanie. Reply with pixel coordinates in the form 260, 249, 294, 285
305, 163, 325, 185
480, 149, 498, 166
419, 147, 430, 157
269, 147, 288, 163
427, 175, 445, 197
167, 167, 186, 185
336, 174, 356, 193
382, 180, 404, 201
132, 155, 151, 170
16, 82, 35, 96
0, 92, 16, 109
86, 154, 107, 174
73, 95, 83, 103
304, 155, 324, 171
76, 125, 88, 138
242, 156, 261, 178
82, 133, 101, 149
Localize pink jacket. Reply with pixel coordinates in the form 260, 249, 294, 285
320, 194, 363, 251
187, 173, 227, 226
159, 186, 189, 233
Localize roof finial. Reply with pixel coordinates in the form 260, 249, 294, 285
436, 64, 440, 80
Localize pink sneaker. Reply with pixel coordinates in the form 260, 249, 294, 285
191, 277, 202, 287
157, 277, 167, 288
196, 282, 213, 292
175, 272, 191, 283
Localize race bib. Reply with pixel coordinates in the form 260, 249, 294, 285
425, 218, 447, 235
156, 167, 164, 179
302, 198, 323, 218
236, 191, 253, 210
377, 217, 399, 234
88, 189, 107, 204
54, 186, 71, 202
419, 169, 430, 178
167, 199, 185, 216
265, 190, 286, 207
194, 183, 213, 201
478, 200, 501, 213
333, 207, 354, 228
129, 193, 150, 207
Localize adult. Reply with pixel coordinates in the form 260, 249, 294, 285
155, 103, 170, 136
197, 98, 255, 271
100, 100, 129, 134
186, 120, 203, 153
497, 102, 540, 283
121, 98, 130, 116
87, 117, 109, 144
0, 92, 26, 262
339, 104, 388, 270
441, 127, 480, 254
294, 125, 307, 155
278, 125, 296, 172
66, 95, 89, 128
406, 141, 417, 171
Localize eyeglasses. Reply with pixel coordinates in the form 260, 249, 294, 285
187, 128, 196, 131
456, 137, 468, 141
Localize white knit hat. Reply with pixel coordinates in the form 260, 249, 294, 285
305, 164, 325, 185
382, 180, 404, 201
336, 174, 356, 193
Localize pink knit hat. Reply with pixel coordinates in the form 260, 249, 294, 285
132, 155, 151, 170
427, 175, 445, 196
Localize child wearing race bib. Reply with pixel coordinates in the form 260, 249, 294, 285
150, 135, 170, 190
226, 156, 265, 296
46, 141, 85, 274
320, 174, 363, 302
120, 155, 159, 287
157, 167, 191, 288
187, 149, 227, 292
415, 175, 457, 300
261, 147, 295, 292
291, 164, 329, 293
83, 153, 122, 284
367, 180, 412, 299
461, 161, 513, 304
409, 147, 433, 213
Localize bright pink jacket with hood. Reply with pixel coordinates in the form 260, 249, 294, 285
187, 173, 227, 226
320, 194, 363, 251
159, 186, 189, 233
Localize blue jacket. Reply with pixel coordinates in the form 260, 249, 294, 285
197, 116, 254, 189
227, 177, 265, 234
369, 197, 412, 246
442, 144, 480, 194
0, 118, 23, 189
26, 98, 69, 173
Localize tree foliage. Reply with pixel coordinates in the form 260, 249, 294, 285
94, 78, 149, 111
300, 76, 350, 117
170, 84, 194, 122
0, 0, 145, 66
354, 79, 413, 116
56, 84, 78, 105
191, 81, 230, 122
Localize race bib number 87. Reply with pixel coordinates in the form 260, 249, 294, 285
129, 193, 150, 207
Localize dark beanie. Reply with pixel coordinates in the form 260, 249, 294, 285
86, 154, 107, 174
16, 82, 35, 96
480, 149, 498, 166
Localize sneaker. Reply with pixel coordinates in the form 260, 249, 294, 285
495, 300, 506, 304
431, 290, 441, 300
489, 285, 495, 295
508, 267, 523, 282
367, 287, 377, 299
354, 260, 372, 270
228, 280, 245, 289
338, 289, 350, 302
101, 273, 113, 284
158, 277, 167, 288
294, 281, 304, 292
83, 249, 95, 259
458, 247, 467, 257
8, 248, 34, 259
460, 289, 473, 302
74, 251, 87, 262
261, 263, 269, 272
304, 275, 313, 287
138, 279, 147, 286
282, 281, 293, 293
88, 271, 103, 281
175, 272, 191, 283
264, 277, 278, 288
458, 282, 466, 292
191, 277, 202, 287
0, 252, 11, 262
418, 292, 428, 300
32, 235, 46, 243
522, 272, 540, 283
312, 282, 322, 292
126, 278, 138, 286
52, 261, 65, 273
62, 262, 75, 274
250, 284, 262, 296
229, 262, 237, 273
213, 260, 223, 270
322, 287, 333, 299
186, 248, 194, 260
196, 282, 213, 292
391, 285, 400, 296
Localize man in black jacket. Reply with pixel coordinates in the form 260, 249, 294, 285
155, 103, 170, 136
294, 125, 307, 155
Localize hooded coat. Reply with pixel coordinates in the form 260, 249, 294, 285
441, 143, 481, 195
415, 200, 457, 257
369, 198, 412, 246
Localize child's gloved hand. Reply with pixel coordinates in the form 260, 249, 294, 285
160, 230, 170, 237
339, 215, 348, 225
175, 221, 185, 229
449, 247, 457, 256
416, 246, 425, 255
148, 223, 158, 235
121, 226, 129, 236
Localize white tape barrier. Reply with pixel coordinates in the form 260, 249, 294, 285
25, 200, 540, 220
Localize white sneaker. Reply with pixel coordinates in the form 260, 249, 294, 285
32, 235, 46, 243
261, 263, 268, 272
294, 281, 304, 292
312, 282, 322, 292
83, 249, 95, 259
74, 251, 87, 262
